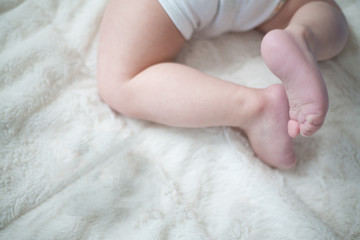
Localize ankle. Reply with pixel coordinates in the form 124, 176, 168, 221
285, 24, 318, 58
236, 88, 267, 129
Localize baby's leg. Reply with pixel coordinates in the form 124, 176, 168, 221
98, 0, 296, 168
98, 0, 254, 128
259, 0, 348, 137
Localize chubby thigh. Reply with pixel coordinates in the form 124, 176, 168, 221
97, 0, 186, 84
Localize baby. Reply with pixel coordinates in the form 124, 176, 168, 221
97, 0, 348, 169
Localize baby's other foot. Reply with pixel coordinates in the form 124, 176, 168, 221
261, 28, 328, 137
244, 84, 296, 169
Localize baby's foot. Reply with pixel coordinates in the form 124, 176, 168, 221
244, 84, 296, 169
261, 28, 329, 137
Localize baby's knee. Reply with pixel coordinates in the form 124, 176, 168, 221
97, 74, 136, 116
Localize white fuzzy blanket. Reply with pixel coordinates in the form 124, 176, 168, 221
1, 0, 360, 239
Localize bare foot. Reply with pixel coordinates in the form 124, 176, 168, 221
261, 28, 329, 138
244, 84, 296, 169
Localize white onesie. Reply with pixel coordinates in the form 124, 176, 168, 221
158, 0, 286, 40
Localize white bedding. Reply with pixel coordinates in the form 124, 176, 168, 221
1, 0, 359, 239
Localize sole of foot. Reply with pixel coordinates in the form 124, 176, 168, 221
261, 28, 329, 138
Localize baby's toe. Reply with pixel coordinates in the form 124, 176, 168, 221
288, 119, 300, 138
300, 120, 321, 137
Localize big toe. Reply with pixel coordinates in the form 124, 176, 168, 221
288, 119, 300, 138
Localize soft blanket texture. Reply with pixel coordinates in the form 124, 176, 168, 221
1, 0, 359, 239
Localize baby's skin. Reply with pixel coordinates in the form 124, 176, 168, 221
243, 84, 296, 169
261, 28, 329, 138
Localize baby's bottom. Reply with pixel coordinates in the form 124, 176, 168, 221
97, 0, 347, 168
